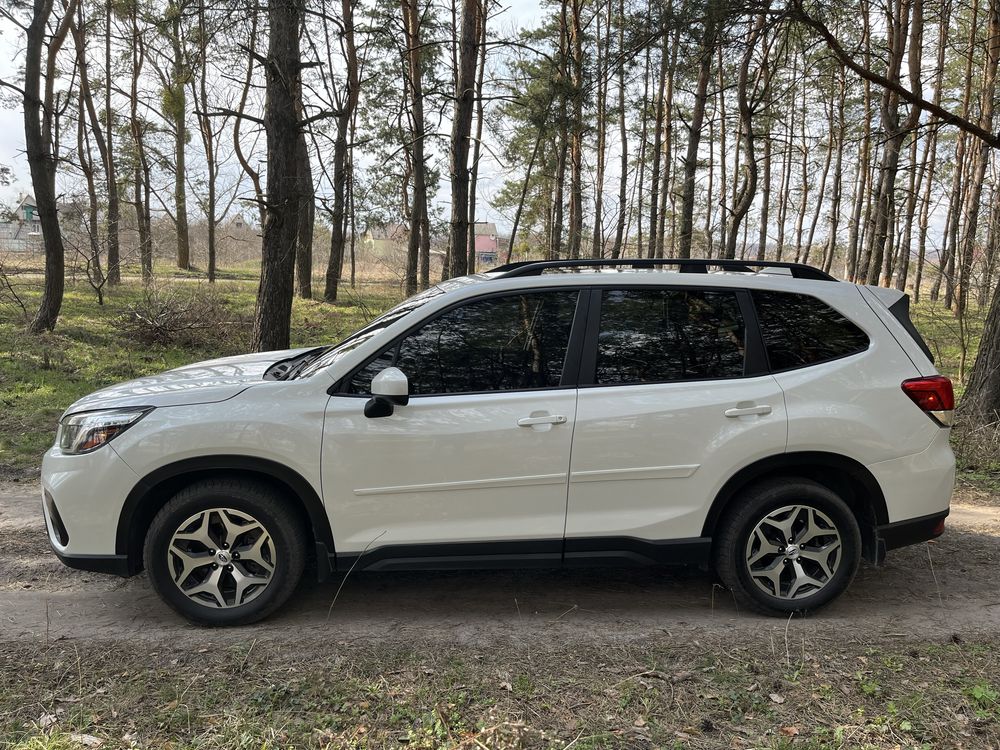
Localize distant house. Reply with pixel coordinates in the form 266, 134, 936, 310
474, 222, 500, 265
0, 194, 43, 252
15, 194, 40, 226
362, 223, 410, 259
0, 194, 87, 253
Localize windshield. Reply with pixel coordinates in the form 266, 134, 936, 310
291, 284, 451, 379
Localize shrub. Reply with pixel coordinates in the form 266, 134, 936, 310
114, 283, 251, 350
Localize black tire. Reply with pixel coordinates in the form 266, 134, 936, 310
714, 478, 861, 616
144, 478, 307, 626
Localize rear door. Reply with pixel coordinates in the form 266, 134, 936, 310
565, 286, 787, 550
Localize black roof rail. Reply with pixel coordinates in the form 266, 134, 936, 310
487, 258, 838, 282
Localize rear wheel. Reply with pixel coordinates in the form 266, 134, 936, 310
144, 479, 306, 626
714, 478, 861, 616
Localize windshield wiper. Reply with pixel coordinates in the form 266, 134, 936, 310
281, 347, 333, 380
262, 347, 331, 381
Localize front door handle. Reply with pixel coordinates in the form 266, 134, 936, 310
517, 414, 567, 427
724, 404, 772, 418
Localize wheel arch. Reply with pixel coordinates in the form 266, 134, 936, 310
116, 456, 334, 576
702, 451, 889, 559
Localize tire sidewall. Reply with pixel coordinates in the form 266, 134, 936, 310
726, 482, 861, 615
145, 484, 304, 626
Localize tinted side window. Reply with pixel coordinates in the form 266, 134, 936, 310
595, 289, 746, 385
352, 291, 579, 395
752, 290, 869, 371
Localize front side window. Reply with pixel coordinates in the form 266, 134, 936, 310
595, 288, 746, 385
350, 290, 579, 395
752, 290, 870, 371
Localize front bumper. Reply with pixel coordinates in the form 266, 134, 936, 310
41, 443, 140, 564
51, 548, 131, 576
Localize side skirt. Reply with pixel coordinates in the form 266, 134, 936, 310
331, 536, 713, 574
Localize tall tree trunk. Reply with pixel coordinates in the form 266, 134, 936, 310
70, 4, 112, 280
611, 0, 627, 259
323, 0, 359, 301
846, 2, 872, 279
104, 0, 120, 284
566, 0, 584, 259
234, 11, 266, 228
130, 8, 152, 283
294, 128, 313, 297
793, 80, 810, 263
823, 63, 847, 274
914, 0, 950, 301
647, 30, 668, 258
725, 16, 763, 260
756, 62, 771, 262
803, 77, 835, 264
194, 0, 218, 282
252, 0, 305, 351
678, 14, 716, 259
590, 0, 608, 259
25, 0, 75, 332
467, 2, 487, 272
447, 0, 480, 277
957, 0, 999, 314
168, 3, 190, 271
77, 88, 104, 292
936, 0, 979, 305
401, 0, 429, 292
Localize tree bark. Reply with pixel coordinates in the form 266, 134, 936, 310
323, 0, 359, 301
252, 0, 305, 351
678, 14, 716, 259
447, 0, 480, 277
401, 0, 429, 292
25, 0, 75, 332
167, 2, 190, 271
104, 0, 120, 284
467, 2, 487, 272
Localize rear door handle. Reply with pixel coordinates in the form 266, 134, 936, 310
517, 415, 567, 427
724, 404, 772, 418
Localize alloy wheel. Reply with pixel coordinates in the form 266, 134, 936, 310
166, 507, 276, 608
744, 504, 843, 600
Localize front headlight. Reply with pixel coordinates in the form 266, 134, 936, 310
57, 408, 152, 454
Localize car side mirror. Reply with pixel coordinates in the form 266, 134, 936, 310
364, 367, 409, 418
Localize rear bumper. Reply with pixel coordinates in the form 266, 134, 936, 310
877, 509, 948, 552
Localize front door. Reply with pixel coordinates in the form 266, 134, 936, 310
323, 289, 583, 561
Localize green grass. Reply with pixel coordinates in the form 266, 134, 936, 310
1, 636, 998, 749
0, 279, 402, 480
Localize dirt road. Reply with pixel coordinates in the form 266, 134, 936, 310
2, 483, 999, 646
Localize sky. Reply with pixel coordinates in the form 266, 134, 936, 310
0, 1, 547, 212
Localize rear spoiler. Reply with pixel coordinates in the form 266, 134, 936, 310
862, 286, 935, 364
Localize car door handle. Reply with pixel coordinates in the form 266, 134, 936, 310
517, 415, 567, 427
724, 404, 772, 418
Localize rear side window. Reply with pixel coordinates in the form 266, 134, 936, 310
595, 289, 746, 385
752, 290, 869, 371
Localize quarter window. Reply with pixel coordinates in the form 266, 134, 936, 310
751, 290, 869, 371
350, 291, 579, 395
595, 289, 746, 385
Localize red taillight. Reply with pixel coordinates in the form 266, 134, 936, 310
901, 376, 955, 413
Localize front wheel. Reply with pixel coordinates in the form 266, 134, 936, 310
144, 479, 307, 626
714, 478, 861, 616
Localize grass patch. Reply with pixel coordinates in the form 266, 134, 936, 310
1, 635, 998, 748
0, 280, 402, 480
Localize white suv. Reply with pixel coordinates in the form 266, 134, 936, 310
42, 259, 955, 625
